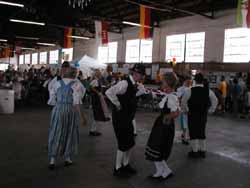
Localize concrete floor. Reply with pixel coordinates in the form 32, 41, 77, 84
0, 107, 250, 188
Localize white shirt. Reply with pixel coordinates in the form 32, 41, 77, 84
47, 78, 86, 106
181, 84, 218, 113
105, 75, 138, 108
159, 93, 180, 112
177, 85, 189, 99
90, 79, 99, 87
136, 83, 147, 97
48, 77, 58, 93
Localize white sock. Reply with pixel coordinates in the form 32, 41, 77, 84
190, 139, 199, 152
199, 139, 206, 151
161, 161, 172, 178
123, 150, 132, 166
90, 121, 97, 132
154, 162, 163, 177
65, 157, 72, 163
132, 119, 137, 134
49, 157, 55, 165
116, 150, 124, 170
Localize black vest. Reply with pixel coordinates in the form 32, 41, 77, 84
117, 77, 137, 119
188, 87, 209, 114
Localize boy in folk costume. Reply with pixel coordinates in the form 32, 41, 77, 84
105, 64, 145, 176
47, 65, 86, 170
89, 70, 110, 137
145, 72, 179, 181
181, 73, 218, 158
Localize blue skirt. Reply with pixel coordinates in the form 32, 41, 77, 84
48, 104, 80, 158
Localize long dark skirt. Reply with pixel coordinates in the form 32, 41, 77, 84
112, 109, 135, 152
188, 112, 207, 140
91, 93, 106, 121
145, 116, 175, 162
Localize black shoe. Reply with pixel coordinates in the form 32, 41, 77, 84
123, 164, 137, 174
113, 167, 124, 177
64, 161, 73, 167
104, 117, 111, 122
161, 173, 174, 181
147, 175, 163, 181
188, 151, 200, 158
199, 151, 206, 158
181, 139, 189, 145
89, 131, 102, 137
48, 164, 55, 170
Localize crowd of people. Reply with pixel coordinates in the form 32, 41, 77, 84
1, 62, 250, 181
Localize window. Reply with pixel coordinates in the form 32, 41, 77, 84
32, 53, 38, 64
98, 42, 118, 63
39, 52, 47, 64
98, 46, 108, 63
108, 42, 118, 63
62, 48, 73, 62
19, 55, 24, 65
0, 64, 9, 71
166, 32, 205, 63
224, 28, 250, 63
24, 54, 31, 64
49, 50, 59, 64
126, 39, 153, 63
185, 32, 205, 63
140, 40, 153, 63
166, 34, 185, 62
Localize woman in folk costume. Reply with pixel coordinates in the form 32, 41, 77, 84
145, 72, 179, 181
176, 76, 192, 145
47, 65, 86, 170
105, 64, 145, 177
181, 73, 218, 158
89, 70, 110, 137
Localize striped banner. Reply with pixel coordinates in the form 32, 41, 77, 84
237, 0, 250, 28
95, 21, 109, 45
139, 5, 153, 39
64, 27, 73, 48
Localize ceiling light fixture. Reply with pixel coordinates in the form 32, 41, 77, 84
122, 21, 151, 28
37, 42, 56, 46
16, 36, 40, 40
0, 1, 24, 7
21, 47, 35, 50
0, 39, 8, 42
68, 35, 90, 40
10, 19, 45, 26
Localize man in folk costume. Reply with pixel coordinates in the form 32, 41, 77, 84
105, 64, 145, 176
181, 73, 218, 158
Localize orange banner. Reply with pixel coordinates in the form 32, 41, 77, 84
64, 27, 73, 48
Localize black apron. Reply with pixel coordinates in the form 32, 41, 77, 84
91, 79, 106, 121
112, 77, 137, 152
188, 87, 209, 140
145, 98, 175, 162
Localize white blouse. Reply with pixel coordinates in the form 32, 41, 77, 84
159, 93, 180, 112
47, 78, 86, 106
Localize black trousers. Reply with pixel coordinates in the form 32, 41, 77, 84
188, 112, 207, 140
112, 109, 135, 152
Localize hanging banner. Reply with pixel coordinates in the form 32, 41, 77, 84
237, 0, 250, 28
101, 21, 109, 45
0, 48, 11, 58
64, 27, 73, 48
95, 21, 109, 45
139, 5, 154, 39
